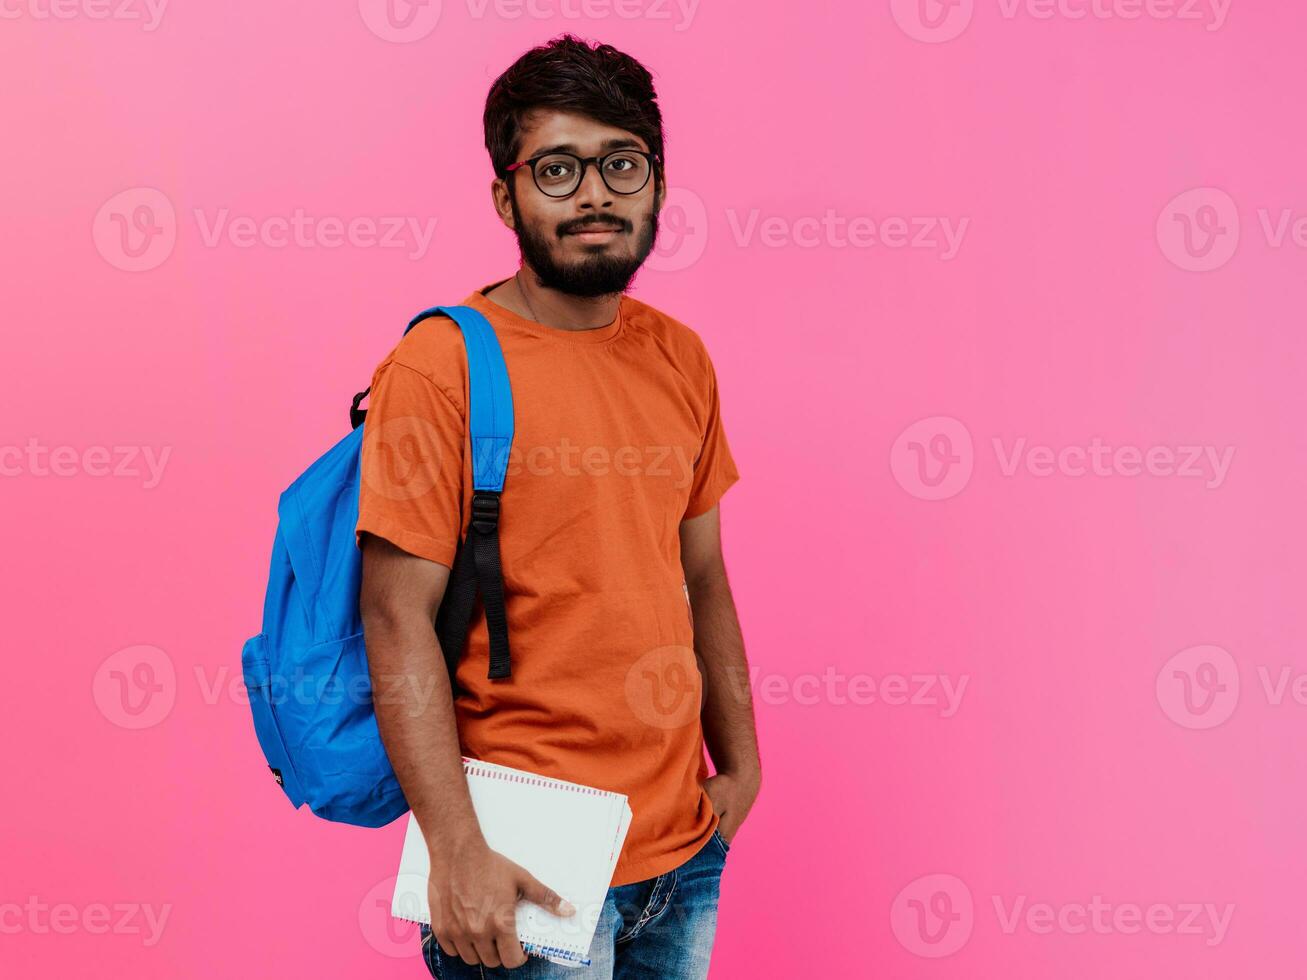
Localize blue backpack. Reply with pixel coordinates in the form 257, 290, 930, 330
240, 305, 515, 828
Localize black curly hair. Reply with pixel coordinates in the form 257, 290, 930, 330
483, 35, 665, 179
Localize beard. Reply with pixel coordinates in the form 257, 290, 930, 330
509, 187, 660, 298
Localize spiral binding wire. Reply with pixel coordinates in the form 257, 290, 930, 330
461, 757, 614, 798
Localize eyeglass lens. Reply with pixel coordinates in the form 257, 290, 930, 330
533, 152, 651, 197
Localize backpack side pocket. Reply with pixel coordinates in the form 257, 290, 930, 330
242, 632, 307, 808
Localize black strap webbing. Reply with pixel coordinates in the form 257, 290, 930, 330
434, 491, 512, 685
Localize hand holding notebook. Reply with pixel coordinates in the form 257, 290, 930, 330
391, 757, 633, 967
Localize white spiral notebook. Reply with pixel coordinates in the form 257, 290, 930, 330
390, 757, 633, 968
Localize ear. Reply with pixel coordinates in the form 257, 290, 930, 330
490, 176, 516, 230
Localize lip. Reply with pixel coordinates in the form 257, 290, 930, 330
566, 226, 623, 242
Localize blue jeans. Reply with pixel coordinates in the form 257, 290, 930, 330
418, 828, 731, 978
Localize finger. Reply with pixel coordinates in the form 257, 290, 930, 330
472, 935, 502, 969
429, 918, 460, 960
452, 936, 481, 966
434, 932, 459, 959
518, 871, 576, 917
459, 895, 501, 967
429, 902, 460, 960
496, 931, 528, 970
492, 903, 528, 969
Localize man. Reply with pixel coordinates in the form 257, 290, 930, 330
355, 35, 760, 979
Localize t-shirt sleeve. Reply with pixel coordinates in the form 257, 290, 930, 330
683, 354, 740, 520
355, 358, 465, 568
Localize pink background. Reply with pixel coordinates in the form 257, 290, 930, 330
3, 1, 1304, 976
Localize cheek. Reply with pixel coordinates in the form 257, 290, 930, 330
515, 198, 563, 237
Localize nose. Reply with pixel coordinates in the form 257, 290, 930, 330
571, 159, 614, 211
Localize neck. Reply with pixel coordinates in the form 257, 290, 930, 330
496, 267, 622, 331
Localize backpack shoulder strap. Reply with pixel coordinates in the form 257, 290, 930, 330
352, 304, 516, 681
427, 306, 513, 491
430, 305, 514, 680
349, 303, 514, 458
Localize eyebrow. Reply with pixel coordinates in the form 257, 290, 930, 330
526, 137, 646, 157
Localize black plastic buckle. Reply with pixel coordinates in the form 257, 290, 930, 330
349, 387, 370, 430
471, 492, 500, 533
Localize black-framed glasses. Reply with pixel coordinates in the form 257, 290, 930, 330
504, 149, 660, 199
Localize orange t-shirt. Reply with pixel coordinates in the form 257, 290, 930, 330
355, 280, 739, 884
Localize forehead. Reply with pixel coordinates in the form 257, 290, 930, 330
517, 109, 649, 157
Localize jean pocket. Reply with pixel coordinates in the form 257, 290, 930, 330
419, 924, 441, 978
711, 827, 732, 857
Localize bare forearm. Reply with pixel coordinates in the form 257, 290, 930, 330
363, 608, 483, 859
689, 574, 760, 780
